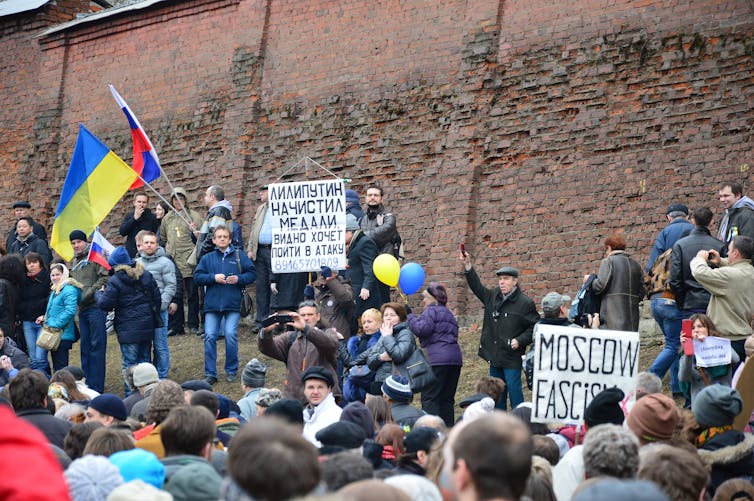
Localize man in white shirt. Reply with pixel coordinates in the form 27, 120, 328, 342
301, 366, 341, 447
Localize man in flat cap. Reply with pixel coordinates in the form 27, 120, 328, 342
460, 250, 539, 411
6, 201, 47, 252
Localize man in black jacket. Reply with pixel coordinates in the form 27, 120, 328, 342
669, 207, 726, 316
461, 251, 539, 411
6, 201, 47, 251
9, 369, 71, 448
119, 192, 159, 257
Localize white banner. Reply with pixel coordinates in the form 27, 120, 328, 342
693, 336, 732, 368
531, 325, 639, 424
269, 179, 347, 273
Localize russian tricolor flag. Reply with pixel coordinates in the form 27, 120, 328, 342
88, 229, 115, 270
109, 84, 161, 190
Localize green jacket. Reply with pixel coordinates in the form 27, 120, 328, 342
161, 208, 202, 277
70, 248, 109, 310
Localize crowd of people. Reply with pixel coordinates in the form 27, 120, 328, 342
0, 180, 752, 499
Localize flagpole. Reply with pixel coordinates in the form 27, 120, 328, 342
132, 171, 197, 230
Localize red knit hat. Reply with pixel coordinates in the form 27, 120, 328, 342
627, 393, 680, 444
0, 406, 72, 499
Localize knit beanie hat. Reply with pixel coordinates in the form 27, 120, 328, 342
345, 189, 360, 206
584, 387, 625, 428
426, 282, 448, 305
340, 401, 375, 440
65, 455, 124, 501
403, 427, 439, 454
692, 384, 743, 428
627, 393, 680, 443
106, 480, 173, 501
256, 388, 283, 408
382, 375, 413, 403
109, 449, 165, 489
132, 363, 159, 388
163, 462, 222, 501
346, 214, 360, 231
69, 230, 88, 243
89, 394, 128, 422
242, 358, 267, 388
108, 246, 133, 268
463, 397, 495, 422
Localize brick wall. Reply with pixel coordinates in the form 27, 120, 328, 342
3, 0, 754, 313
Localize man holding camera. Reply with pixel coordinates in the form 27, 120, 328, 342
691, 235, 754, 363
257, 301, 341, 403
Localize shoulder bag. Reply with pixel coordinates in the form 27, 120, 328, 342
235, 248, 253, 318
37, 324, 62, 351
396, 347, 437, 393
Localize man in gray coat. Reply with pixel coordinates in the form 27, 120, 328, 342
137, 231, 177, 379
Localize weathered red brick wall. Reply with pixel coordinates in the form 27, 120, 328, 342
3, 0, 754, 313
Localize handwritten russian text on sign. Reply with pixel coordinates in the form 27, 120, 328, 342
531, 325, 640, 424
693, 336, 732, 368
269, 180, 346, 273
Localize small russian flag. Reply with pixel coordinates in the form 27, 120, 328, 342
109, 84, 161, 190
88, 229, 115, 270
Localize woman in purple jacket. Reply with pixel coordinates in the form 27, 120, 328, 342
406, 282, 462, 427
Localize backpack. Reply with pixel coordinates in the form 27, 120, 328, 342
376, 213, 405, 261
648, 248, 673, 298
570, 274, 602, 327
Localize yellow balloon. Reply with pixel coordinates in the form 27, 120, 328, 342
373, 254, 400, 287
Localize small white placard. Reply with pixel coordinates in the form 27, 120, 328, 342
692, 336, 732, 368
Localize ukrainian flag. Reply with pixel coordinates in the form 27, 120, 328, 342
51, 124, 138, 261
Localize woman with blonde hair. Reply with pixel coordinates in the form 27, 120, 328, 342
340, 308, 383, 403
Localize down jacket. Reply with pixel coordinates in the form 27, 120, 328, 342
95, 262, 161, 345
138, 247, 177, 311
591, 250, 645, 331
407, 304, 462, 366
45, 280, 83, 343
698, 430, 754, 496
362, 322, 417, 382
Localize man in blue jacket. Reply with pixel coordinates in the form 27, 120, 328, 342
194, 225, 256, 385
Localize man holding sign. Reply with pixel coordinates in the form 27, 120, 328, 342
461, 251, 539, 410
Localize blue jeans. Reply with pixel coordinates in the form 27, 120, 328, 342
153, 310, 170, 379
78, 307, 107, 393
490, 365, 524, 411
120, 341, 151, 395
22, 321, 49, 373
204, 311, 240, 378
649, 298, 683, 393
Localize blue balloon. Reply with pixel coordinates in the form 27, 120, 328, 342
398, 262, 426, 295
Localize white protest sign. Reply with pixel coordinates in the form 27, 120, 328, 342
531, 325, 640, 424
269, 179, 347, 273
692, 336, 732, 368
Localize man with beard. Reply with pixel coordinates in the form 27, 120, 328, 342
359, 185, 399, 304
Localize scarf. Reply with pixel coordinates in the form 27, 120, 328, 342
696, 425, 733, 448
50, 263, 71, 294
718, 195, 754, 240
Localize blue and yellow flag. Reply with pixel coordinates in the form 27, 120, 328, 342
51, 124, 138, 261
